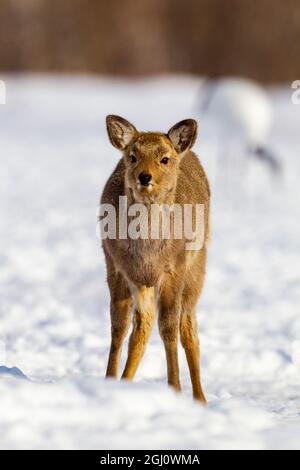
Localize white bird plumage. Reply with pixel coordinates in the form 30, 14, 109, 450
201, 78, 272, 148
199, 76, 281, 173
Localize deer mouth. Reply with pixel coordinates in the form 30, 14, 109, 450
132, 181, 157, 203
136, 182, 154, 193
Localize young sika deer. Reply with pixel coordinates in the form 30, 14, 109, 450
101, 115, 210, 402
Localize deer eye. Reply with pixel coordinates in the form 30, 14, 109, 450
161, 157, 169, 165
130, 155, 137, 163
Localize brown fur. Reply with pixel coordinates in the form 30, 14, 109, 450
101, 115, 210, 402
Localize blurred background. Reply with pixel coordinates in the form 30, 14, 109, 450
0, 0, 300, 82
1, 0, 300, 450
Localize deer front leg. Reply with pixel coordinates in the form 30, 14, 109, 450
121, 286, 156, 380
180, 310, 207, 403
106, 274, 132, 378
180, 265, 207, 403
158, 276, 183, 393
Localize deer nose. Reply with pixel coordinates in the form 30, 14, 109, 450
138, 172, 152, 186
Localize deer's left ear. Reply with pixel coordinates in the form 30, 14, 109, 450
167, 119, 198, 154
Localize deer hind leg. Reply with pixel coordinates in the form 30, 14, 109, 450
106, 271, 132, 378
180, 276, 207, 403
158, 275, 183, 393
121, 286, 156, 380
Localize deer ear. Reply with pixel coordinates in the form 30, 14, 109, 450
167, 119, 198, 154
106, 115, 137, 150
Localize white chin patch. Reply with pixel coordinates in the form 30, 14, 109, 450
137, 183, 154, 193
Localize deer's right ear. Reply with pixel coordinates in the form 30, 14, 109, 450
106, 115, 137, 150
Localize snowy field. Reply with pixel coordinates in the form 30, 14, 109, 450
0, 75, 300, 449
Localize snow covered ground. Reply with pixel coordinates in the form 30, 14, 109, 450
0, 75, 300, 449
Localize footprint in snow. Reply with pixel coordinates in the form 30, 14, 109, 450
0, 366, 28, 380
